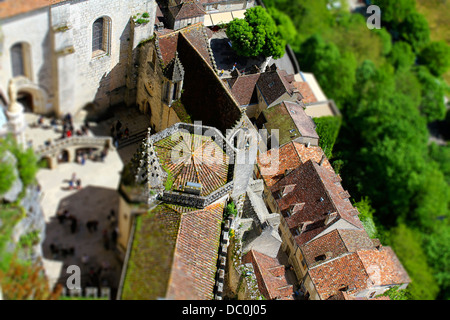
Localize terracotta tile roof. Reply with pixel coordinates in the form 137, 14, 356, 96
309, 245, 410, 300
271, 160, 363, 245
121, 204, 185, 300
308, 252, 371, 300
166, 201, 225, 299
357, 246, 411, 287
157, 23, 213, 68
293, 81, 318, 104
257, 141, 332, 187
243, 250, 295, 300
157, 32, 180, 66
154, 131, 229, 196
169, 1, 206, 20
301, 229, 374, 268
226, 73, 260, 106
122, 201, 225, 300
0, 0, 65, 19
256, 68, 302, 106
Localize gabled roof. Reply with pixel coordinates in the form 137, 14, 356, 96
261, 101, 318, 146
121, 201, 225, 300
257, 140, 333, 187
156, 23, 214, 69
256, 67, 302, 106
243, 250, 295, 300
226, 73, 260, 106
169, 0, 206, 20
163, 52, 185, 82
308, 252, 371, 300
301, 229, 375, 268
308, 245, 410, 300
271, 160, 363, 245
293, 81, 318, 104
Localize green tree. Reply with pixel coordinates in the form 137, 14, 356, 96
423, 228, 450, 299
416, 66, 447, 122
388, 41, 415, 71
399, 12, 430, 53
313, 115, 342, 159
373, 27, 392, 56
372, 0, 416, 26
418, 40, 450, 76
388, 223, 440, 300
0, 159, 16, 195
299, 34, 356, 105
226, 6, 285, 59
353, 197, 378, 238
267, 7, 297, 47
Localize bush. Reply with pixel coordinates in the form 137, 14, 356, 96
313, 116, 342, 159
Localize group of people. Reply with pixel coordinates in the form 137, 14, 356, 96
56, 208, 78, 234
68, 172, 82, 190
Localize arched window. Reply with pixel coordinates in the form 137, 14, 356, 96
11, 43, 24, 77
92, 17, 111, 57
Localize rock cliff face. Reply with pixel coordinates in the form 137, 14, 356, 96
0, 151, 46, 264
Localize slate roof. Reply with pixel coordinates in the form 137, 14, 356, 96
153, 130, 229, 196
256, 68, 302, 106
121, 201, 225, 300
226, 73, 260, 106
271, 160, 363, 246
257, 140, 332, 188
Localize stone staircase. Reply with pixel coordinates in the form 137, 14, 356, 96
117, 128, 148, 149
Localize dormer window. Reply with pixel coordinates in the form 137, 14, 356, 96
314, 254, 327, 262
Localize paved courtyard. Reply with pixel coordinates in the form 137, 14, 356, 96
25, 105, 151, 299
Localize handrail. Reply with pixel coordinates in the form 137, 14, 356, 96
35, 136, 113, 157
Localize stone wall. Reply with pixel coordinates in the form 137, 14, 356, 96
0, 0, 157, 117
52, 0, 156, 116
0, 9, 53, 113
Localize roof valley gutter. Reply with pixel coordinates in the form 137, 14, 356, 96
115, 211, 140, 300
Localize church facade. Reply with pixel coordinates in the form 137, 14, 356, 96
0, 0, 157, 122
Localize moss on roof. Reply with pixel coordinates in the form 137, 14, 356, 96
262, 104, 300, 146
121, 204, 192, 300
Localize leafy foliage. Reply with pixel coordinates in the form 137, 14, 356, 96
313, 116, 342, 159
226, 6, 285, 59
263, 0, 450, 299
418, 40, 450, 77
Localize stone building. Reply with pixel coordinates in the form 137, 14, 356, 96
262, 158, 411, 299
0, 0, 157, 119
117, 122, 238, 299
